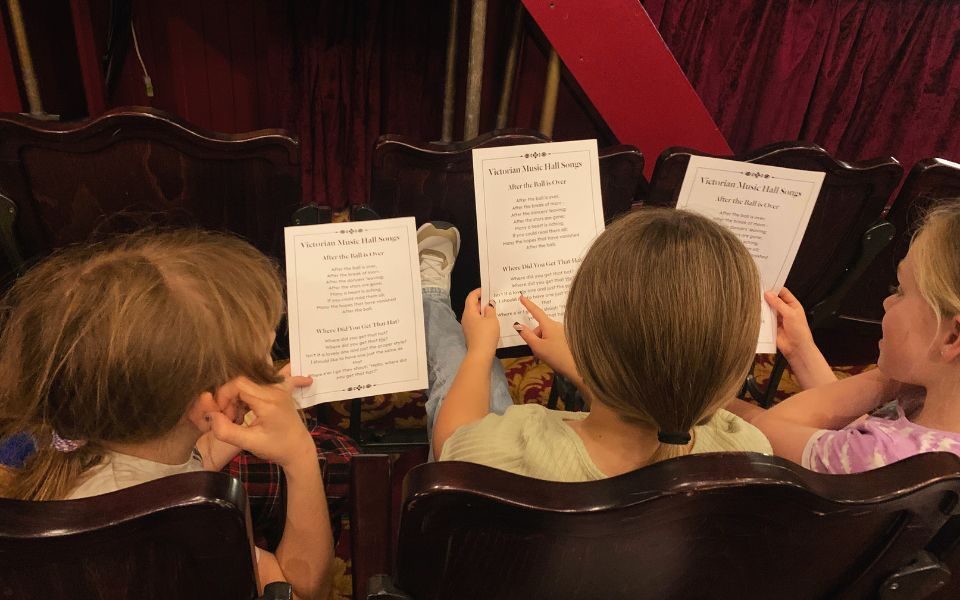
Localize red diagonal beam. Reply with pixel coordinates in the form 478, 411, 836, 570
522, 0, 731, 176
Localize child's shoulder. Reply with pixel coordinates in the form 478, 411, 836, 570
692, 409, 773, 455
66, 451, 203, 499
448, 403, 584, 442
805, 412, 960, 474
439, 404, 598, 480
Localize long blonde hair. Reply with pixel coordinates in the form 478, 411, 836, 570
565, 208, 760, 464
0, 230, 284, 500
910, 201, 960, 326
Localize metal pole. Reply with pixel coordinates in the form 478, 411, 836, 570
463, 0, 488, 141
6, 0, 44, 117
495, 2, 524, 130
441, 0, 459, 142
539, 48, 560, 138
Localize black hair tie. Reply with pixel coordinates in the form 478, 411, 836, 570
657, 430, 691, 445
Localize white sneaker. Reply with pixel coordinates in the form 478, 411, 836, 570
417, 221, 460, 291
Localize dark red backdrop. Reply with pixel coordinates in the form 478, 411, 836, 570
3, 0, 960, 208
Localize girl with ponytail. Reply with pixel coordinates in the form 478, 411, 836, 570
426, 208, 771, 480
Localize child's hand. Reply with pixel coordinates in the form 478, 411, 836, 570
207, 377, 315, 471
515, 294, 580, 382
765, 287, 817, 360
277, 362, 314, 394
460, 288, 501, 356
197, 366, 313, 471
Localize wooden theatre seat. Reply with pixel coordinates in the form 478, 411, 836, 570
0, 470, 291, 600
372, 452, 960, 600
368, 129, 646, 315
0, 106, 301, 278
823, 158, 960, 365
353, 130, 645, 444
647, 142, 902, 404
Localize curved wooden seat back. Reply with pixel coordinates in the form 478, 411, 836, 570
368, 129, 645, 313
0, 107, 300, 273
647, 142, 902, 310
395, 453, 960, 600
840, 158, 960, 323
0, 471, 258, 600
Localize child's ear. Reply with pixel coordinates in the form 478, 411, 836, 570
184, 391, 218, 431
940, 316, 960, 362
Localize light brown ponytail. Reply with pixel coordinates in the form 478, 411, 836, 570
565, 209, 760, 465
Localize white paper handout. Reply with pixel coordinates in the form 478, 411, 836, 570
675, 156, 824, 354
473, 140, 606, 348
284, 217, 427, 406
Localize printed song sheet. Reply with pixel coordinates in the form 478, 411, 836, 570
473, 140, 606, 348
284, 217, 427, 406
675, 156, 824, 354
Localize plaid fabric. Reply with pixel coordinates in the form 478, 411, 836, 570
222, 409, 358, 551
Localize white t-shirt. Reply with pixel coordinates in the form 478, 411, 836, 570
66, 450, 203, 499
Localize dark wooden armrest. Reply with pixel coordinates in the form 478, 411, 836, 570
351, 454, 393, 600
879, 550, 950, 599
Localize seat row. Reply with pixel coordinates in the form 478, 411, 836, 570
5, 451, 960, 599
1, 108, 956, 398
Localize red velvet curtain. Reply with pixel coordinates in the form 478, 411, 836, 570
288, 0, 960, 208
642, 0, 960, 172
95, 0, 594, 210
282, 0, 592, 210
284, 0, 491, 210
89, 0, 960, 209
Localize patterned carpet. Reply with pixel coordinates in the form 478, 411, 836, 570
323, 354, 872, 599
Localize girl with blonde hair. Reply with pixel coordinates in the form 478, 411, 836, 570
418, 208, 772, 481
728, 201, 960, 473
0, 230, 332, 600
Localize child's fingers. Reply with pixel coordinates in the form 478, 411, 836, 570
278, 373, 313, 395
519, 294, 550, 324
514, 321, 543, 339
463, 289, 483, 316
207, 411, 251, 448
514, 323, 543, 349
289, 375, 313, 388
779, 286, 800, 306
215, 378, 242, 405
764, 291, 787, 312
234, 377, 291, 413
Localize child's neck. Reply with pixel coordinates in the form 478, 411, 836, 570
913, 372, 960, 431
103, 422, 201, 465
568, 400, 660, 477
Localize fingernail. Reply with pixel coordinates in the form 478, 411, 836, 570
513, 322, 524, 331
489, 299, 496, 306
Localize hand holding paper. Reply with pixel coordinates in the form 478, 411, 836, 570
472, 140, 606, 348
674, 156, 824, 353
460, 288, 501, 357
284, 217, 428, 406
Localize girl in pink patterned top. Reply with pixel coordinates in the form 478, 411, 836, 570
728, 201, 960, 474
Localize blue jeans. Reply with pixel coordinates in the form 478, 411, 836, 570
423, 287, 514, 443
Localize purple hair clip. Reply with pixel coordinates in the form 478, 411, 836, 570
51, 430, 86, 453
